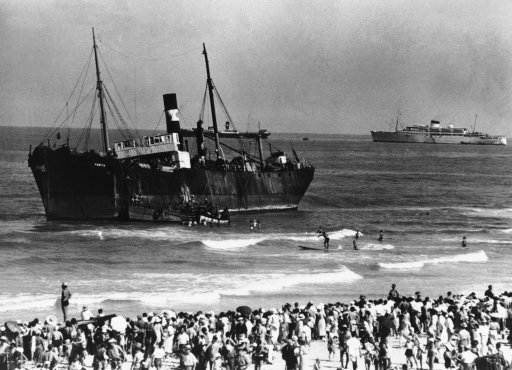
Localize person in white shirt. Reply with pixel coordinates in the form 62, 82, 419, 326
460, 347, 477, 370
152, 342, 165, 370
346, 332, 362, 370
81, 306, 93, 321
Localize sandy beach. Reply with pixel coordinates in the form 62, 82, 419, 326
26, 334, 512, 370
3, 288, 512, 370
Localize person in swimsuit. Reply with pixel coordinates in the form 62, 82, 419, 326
322, 231, 330, 249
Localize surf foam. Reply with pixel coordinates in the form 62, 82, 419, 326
460, 207, 512, 219
360, 243, 394, 251
378, 250, 488, 270
201, 238, 265, 251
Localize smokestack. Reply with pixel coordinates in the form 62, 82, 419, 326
163, 93, 183, 150
430, 120, 440, 129
163, 93, 180, 134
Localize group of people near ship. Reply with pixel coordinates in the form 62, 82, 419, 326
174, 197, 230, 226
1, 286, 512, 370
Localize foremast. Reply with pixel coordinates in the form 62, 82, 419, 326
202, 43, 222, 160
92, 28, 110, 154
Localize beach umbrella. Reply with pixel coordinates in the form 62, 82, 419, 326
110, 316, 127, 332
5, 321, 19, 333
236, 306, 252, 318
161, 310, 176, 319
45, 315, 58, 327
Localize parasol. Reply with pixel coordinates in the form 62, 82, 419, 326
236, 306, 252, 318
5, 321, 19, 333
110, 315, 127, 332
161, 310, 176, 319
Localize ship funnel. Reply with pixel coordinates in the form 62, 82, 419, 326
163, 93, 183, 150
163, 93, 181, 134
430, 120, 440, 129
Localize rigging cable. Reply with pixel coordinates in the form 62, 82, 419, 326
98, 49, 142, 139
75, 93, 98, 150
44, 48, 94, 140
151, 110, 165, 134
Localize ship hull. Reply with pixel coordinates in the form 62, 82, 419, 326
370, 131, 507, 145
29, 146, 314, 221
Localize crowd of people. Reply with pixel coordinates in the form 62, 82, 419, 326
1, 285, 512, 370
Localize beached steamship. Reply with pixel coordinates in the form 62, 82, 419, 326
28, 30, 314, 222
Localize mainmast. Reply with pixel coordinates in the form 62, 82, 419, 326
92, 28, 110, 154
202, 43, 221, 160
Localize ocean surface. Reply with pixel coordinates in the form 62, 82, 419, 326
1, 126, 512, 321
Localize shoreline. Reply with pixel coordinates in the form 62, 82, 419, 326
1, 281, 508, 322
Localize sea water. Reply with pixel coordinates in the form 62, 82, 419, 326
1, 127, 512, 321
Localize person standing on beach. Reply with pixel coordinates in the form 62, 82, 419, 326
346, 332, 362, 370
281, 339, 298, 370
462, 236, 467, 247
60, 283, 72, 321
387, 284, 399, 301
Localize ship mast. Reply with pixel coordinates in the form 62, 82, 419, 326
202, 43, 221, 160
92, 28, 110, 154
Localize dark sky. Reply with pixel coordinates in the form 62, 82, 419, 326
2, 0, 512, 134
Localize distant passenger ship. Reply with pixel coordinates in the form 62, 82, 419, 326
371, 120, 507, 145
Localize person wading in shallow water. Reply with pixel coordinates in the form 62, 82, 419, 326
60, 283, 72, 322
321, 231, 330, 250
316, 227, 330, 250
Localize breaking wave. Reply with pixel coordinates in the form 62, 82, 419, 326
378, 250, 488, 270
69, 228, 191, 242
459, 207, 512, 219
0, 266, 362, 314
201, 238, 265, 250
360, 243, 394, 251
